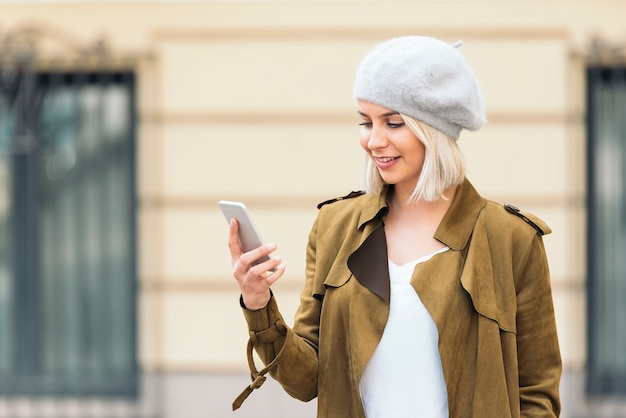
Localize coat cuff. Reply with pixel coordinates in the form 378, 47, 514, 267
240, 292, 281, 333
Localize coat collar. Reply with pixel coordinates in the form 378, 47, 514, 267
434, 179, 486, 251
356, 178, 486, 251
348, 178, 486, 303
357, 185, 390, 230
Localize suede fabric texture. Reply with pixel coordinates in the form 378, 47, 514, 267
240, 179, 562, 417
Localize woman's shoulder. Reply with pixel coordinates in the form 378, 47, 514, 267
314, 190, 375, 230
316, 190, 367, 210
481, 199, 551, 237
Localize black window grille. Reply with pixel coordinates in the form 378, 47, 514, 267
587, 65, 626, 395
0, 68, 137, 396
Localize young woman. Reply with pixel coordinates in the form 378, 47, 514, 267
227, 35, 561, 417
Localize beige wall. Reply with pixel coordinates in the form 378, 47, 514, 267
1, 1, 625, 416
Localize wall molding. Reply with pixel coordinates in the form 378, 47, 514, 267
140, 109, 580, 126
153, 27, 568, 42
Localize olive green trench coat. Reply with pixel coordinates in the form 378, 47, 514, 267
236, 179, 561, 417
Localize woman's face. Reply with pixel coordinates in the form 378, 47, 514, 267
358, 100, 425, 192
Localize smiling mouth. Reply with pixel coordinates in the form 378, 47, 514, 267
376, 156, 399, 163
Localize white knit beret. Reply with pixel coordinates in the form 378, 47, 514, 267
353, 36, 487, 140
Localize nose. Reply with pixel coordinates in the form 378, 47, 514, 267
367, 125, 387, 150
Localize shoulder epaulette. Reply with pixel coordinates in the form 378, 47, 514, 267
317, 191, 366, 209
504, 204, 549, 235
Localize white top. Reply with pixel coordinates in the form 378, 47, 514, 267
359, 248, 450, 418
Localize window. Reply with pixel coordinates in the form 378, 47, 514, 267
587, 65, 626, 395
0, 69, 137, 396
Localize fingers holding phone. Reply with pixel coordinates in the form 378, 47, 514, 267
229, 218, 283, 273
221, 202, 285, 310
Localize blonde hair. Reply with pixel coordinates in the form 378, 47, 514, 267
362, 115, 466, 202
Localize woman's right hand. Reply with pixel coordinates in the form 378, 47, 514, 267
228, 218, 285, 310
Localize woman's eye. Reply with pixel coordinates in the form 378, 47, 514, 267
358, 122, 373, 128
388, 122, 405, 128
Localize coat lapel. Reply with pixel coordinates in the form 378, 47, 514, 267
410, 178, 488, 336
345, 179, 486, 306
347, 224, 390, 304
410, 249, 467, 326
434, 179, 486, 251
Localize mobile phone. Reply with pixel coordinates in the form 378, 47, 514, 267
219, 200, 272, 267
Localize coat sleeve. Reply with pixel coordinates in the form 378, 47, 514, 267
515, 234, 562, 417
238, 215, 322, 403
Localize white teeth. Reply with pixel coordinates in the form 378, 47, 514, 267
378, 157, 397, 163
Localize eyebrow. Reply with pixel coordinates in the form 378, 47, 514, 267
357, 110, 400, 117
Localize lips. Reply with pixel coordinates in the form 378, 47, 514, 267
374, 156, 400, 169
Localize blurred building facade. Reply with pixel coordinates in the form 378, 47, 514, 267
0, 1, 625, 417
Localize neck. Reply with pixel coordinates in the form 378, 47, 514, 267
383, 183, 458, 265
389, 184, 457, 217
390, 183, 458, 207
